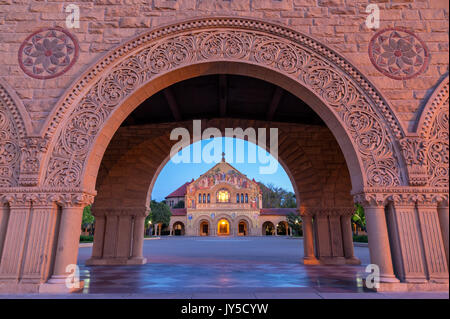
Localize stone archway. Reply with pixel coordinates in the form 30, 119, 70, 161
0, 17, 447, 293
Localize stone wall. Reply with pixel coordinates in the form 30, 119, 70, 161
0, 0, 448, 133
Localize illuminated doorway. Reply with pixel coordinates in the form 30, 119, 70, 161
238, 220, 248, 236
200, 221, 209, 236
217, 219, 230, 236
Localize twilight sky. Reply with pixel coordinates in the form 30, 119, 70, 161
151, 137, 294, 201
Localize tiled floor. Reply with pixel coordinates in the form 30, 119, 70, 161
69, 237, 448, 298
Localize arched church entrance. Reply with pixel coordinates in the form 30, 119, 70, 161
238, 220, 248, 237
1, 17, 447, 293
217, 219, 230, 236
199, 220, 209, 237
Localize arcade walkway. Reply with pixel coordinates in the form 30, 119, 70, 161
71, 237, 447, 299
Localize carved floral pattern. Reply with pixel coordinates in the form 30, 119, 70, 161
18, 27, 79, 80
369, 27, 429, 80
43, 21, 404, 189
0, 92, 21, 187
427, 99, 449, 187
399, 137, 428, 186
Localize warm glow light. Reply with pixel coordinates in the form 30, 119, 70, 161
217, 190, 229, 202
221, 221, 226, 225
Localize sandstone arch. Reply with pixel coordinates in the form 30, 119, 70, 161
40, 17, 408, 193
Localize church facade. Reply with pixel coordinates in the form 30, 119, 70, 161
165, 157, 297, 237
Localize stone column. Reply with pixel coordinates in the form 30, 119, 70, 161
437, 198, 449, 267
43, 204, 85, 292
130, 214, 146, 264
0, 198, 31, 283
388, 195, 427, 283
90, 215, 105, 259
20, 200, 59, 284
301, 214, 319, 265
416, 196, 448, 283
359, 195, 399, 283
0, 202, 9, 262
340, 213, 360, 265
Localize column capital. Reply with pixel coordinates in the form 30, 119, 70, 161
51, 192, 95, 208
353, 193, 388, 208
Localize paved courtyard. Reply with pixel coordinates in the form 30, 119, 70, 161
71, 237, 447, 299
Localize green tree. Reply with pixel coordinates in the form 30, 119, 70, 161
258, 183, 296, 208
81, 205, 95, 234
352, 204, 366, 233
145, 200, 172, 235
286, 212, 302, 236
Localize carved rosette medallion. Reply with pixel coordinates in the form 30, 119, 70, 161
369, 27, 429, 80
18, 27, 79, 80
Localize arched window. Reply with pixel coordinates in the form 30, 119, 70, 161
198, 194, 202, 203
245, 194, 248, 203
207, 194, 210, 203
241, 194, 244, 203
217, 189, 230, 203
236, 194, 240, 203
203, 194, 206, 203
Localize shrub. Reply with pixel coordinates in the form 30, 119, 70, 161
80, 235, 94, 243
353, 234, 368, 243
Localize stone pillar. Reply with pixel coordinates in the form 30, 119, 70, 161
416, 196, 448, 283
20, 200, 59, 284
0, 198, 31, 283
388, 195, 427, 283
130, 214, 146, 264
340, 213, 360, 265
90, 215, 105, 259
42, 204, 85, 292
0, 203, 10, 262
301, 214, 319, 265
437, 198, 449, 267
359, 196, 399, 283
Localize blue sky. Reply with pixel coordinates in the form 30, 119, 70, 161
151, 137, 294, 201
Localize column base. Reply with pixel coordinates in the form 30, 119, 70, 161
85, 257, 147, 266
345, 256, 362, 265
365, 281, 449, 292
39, 280, 84, 294
379, 274, 401, 283
317, 256, 347, 265
303, 256, 321, 265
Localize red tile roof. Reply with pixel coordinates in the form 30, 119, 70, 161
170, 208, 187, 216
260, 208, 298, 216
165, 181, 190, 198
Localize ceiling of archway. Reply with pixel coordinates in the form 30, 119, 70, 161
121, 75, 325, 126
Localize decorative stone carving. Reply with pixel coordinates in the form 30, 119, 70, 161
399, 137, 428, 186
0, 189, 95, 208
427, 102, 449, 188
369, 27, 430, 80
18, 27, 79, 80
0, 87, 22, 188
18, 137, 49, 186
43, 18, 404, 189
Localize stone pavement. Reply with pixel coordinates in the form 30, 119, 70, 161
2, 237, 448, 299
